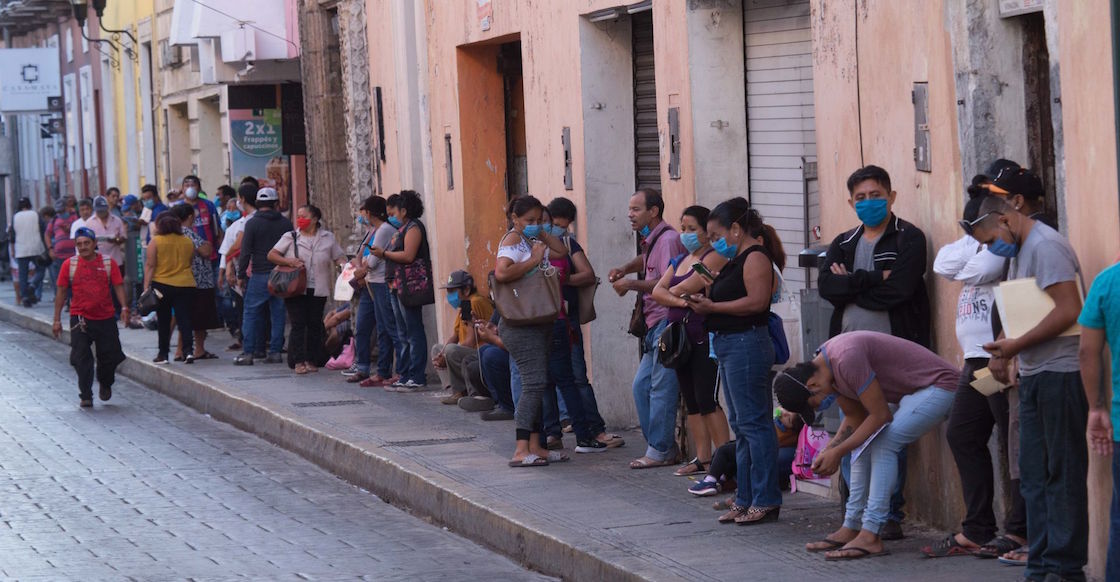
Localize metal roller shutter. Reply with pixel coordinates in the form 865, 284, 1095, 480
632, 12, 660, 192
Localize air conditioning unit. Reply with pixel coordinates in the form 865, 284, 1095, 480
160, 39, 183, 68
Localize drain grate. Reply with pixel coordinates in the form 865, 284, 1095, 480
230, 374, 299, 381
385, 436, 476, 447
291, 400, 366, 408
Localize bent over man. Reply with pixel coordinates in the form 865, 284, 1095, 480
52, 227, 128, 408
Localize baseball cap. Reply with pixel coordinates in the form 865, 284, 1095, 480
123, 194, 138, 208
255, 187, 278, 202
93, 196, 109, 211
439, 270, 474, 289
987, 166, 1044, 200
772, 362, 818, 428
73, 227, 97, 242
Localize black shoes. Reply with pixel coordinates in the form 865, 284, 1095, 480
480, 408, 514, 421
233, 354, 254, 366
79, 398, 93, 408
263, 353, 284, 364
99, 384, 111, 401
153, 354, 169, 364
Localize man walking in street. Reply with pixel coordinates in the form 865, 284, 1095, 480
817, 165, 930, 540
12, 197, 47, 307
972, 193, 1089, 582
235, 187, 291, 365
52, 227, 127, 408
608, 188, 686, 469
46, 195, 79, 299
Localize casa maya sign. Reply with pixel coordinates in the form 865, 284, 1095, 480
0, 48, 61, 113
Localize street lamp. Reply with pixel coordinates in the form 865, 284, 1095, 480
70, 0, 122, 69
89, 0, 138, 60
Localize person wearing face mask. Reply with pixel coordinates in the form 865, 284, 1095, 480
685, 198, 784, 526
235, 188, 293, 366
817, 164, 929, 540
217, 184, 258, 351
181, 175, 222, 281
267, 204, 347, 374
369, 190, 434, 391
429, 270, 495, 405
974, 159, 1058, 231
967, 193, 1089, 582
344, 195, 404, 386
138, 185, 168, 244
773, 332, 958, 560
494, 195, 568, 467
608, 188, 688, 470
651, 205, 731, 476
47, 196, 79, 301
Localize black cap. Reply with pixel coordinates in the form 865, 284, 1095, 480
772, 362, 818, 428
439, 270, 474, 290
988, 166, 1044, 201
983, 158, 1021, 181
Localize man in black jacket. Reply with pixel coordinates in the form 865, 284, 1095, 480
817, 165, 931, 541
234, 188, 293, 365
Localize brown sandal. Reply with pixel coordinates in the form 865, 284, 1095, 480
294, 363, 308, 374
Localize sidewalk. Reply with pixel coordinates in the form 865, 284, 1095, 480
3, 287, 1010, 581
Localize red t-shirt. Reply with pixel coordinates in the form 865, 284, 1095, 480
57, 254, 121, 321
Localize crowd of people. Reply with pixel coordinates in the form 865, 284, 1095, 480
23, 160, 1120, 581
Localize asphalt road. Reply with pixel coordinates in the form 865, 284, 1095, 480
0, 322, 552, 581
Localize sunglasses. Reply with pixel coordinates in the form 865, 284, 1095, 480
958, 210, 1002, 236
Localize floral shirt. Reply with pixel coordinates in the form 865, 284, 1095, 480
183, 228, 214, 289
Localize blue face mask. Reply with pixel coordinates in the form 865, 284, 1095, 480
711, 237, 738, 259
816, 393, 837, 412
446, 290, 461, 309
522, 224, 541, 239
987, 234, 1020, 258
358, 216, 369, 226
143, 200, 155, 209
854, 198, 889, 227
639, 225, 652, 238
222, 210, 241, 224
548, 225, 567, 238
679, 232, 702, 253
388, 216, 402, 228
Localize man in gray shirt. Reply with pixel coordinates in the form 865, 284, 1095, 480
970, 194, 1088, 582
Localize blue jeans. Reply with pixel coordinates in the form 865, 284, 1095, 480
1018, 371, 1089, 582
543, 319, 593, 441
48, 257, 64, 294
841, 423, 909, 524
632, 319, 681, 461
390, 293, 427, 384
844, 386, 954, 534
1109, 445, 1120, 582
713, 326, 780, 508
17, 256, 44, 302
355, 283, 403, 376
569, 321, 606, 435
241, 273, 285, 356
479, 344, 513, 413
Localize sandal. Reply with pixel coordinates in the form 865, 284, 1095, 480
508, 454, 549, 468
825, 547, 891, 561
294, 363, 309, 375
922, 534, 979, 558
196, 351, 219, 360
717, 503, 748, 524
546, 451, 570, 463
977, 535, 1022, 559
629, 456, 677, 470
674, 457, 707, 476
997, 548, 1028, 566
735, 505, 779, 525
806, 538, 848, 553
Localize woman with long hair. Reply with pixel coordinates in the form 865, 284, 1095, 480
171, 203, 220, 361
143, 213, 196, 365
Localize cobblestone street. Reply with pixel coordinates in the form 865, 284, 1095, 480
0, 322, 551, 581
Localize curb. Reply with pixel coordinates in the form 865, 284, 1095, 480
1, 305, 656, 582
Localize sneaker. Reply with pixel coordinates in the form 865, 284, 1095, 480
575, 439, 608, 454
441, 391, 467, 405
264, 353, 284, 364
458, 396, 495, 412
253, 352, 267, 359
153, 354, 170, 365
689, 480, 720, 497
341, 364, 363, 377
346, 372, 370, 383
232, 355, 254, 366
388, 380, 425, 393
480, 408, 514, 421
79, 398, 93, 408
98, 384, 112, 402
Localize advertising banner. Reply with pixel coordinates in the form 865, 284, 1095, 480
229, 108, 290, 210
0, 48, 62, 113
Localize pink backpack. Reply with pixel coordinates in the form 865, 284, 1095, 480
325, 338, 355, 370
792, 424, 830, 480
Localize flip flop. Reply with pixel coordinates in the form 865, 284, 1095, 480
922, 534, 979, 558
508, 454, 549, 468
806, 538, 847, 553
977, 535, 1022, 559
997, 548, 1028, 566
825, 547, 891, 561
629, 456, 677, 470
546, 451, 570, 463
197, 351, 219, 360
674, 458, 707, 476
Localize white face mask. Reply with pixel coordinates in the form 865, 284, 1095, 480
185, 187, 198, 200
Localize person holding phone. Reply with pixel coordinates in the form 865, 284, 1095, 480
651, 205, 730, 477
429, 270, 494, 406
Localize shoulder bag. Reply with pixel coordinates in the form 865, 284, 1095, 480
489, 232, 563, 326
562, 236, 598, 324
268, 231, 307, 298
628, 227, 669, 338
396, 221, 436, 308
656, 318, 692, 369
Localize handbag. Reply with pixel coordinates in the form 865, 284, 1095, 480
489, 263, 563, 327
334, 262, 357, 301
268, 231, 307, 298
34, 249, 52, 268
657, 319, 692, 369
397, 258, 435, 307
769, 312, 790, 365
138, 287, 162, 316
561, 235, 598, 325
628, 227, 669, 338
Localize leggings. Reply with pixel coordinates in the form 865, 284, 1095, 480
153, 282, 194, 358
500, 320, 553, 440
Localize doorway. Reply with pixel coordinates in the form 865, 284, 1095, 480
1020, 12, 1058, 220
500, 42, 527, 200
631, 10, 659, 192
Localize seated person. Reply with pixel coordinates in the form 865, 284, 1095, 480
689, 408, 802, 497
430, 270, 495, 405
324, 302, 353, 359
475, 314, 513, 420
774, 331, 958, 561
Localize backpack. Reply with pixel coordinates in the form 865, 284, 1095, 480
68, 254, 114, 283
768, 312, 790, 365
792, 424, 830, 480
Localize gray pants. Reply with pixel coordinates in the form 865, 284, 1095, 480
432, 343, 483, 396
499, 320, 552, 436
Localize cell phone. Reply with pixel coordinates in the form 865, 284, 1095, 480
460, 300, 473, 323
691, 262, 714, 279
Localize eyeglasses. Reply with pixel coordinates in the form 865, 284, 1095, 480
958, 211, 1002, 236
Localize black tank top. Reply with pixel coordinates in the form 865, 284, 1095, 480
705, 245, 772, 333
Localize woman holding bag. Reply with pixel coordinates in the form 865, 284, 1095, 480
651, 205, 731, 477
494, 195, 568, 467
143, 214, 197, 365
268, 205, 347, 374
371, 190, 432, 391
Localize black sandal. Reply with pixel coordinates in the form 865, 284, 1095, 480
977, 535, 1022, 559
674, 457, 708, 476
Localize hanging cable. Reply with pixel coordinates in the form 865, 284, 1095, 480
187, 0, 299, 53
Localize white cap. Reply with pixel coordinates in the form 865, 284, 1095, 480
256, 187, 278, 202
